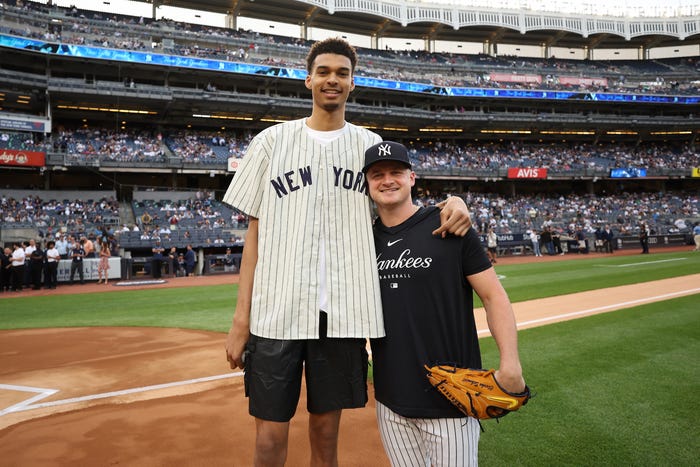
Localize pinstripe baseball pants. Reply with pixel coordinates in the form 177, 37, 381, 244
376, 400, 479, 466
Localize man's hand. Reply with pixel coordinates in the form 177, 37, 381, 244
433, 196, 472, 237
225, 319, 250, 370
495, 367, 526, 394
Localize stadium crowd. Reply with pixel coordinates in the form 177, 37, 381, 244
2, 189, 697, 240
2, 0, 699, 95
1, 187, 697, 292
5, 127, 698, 173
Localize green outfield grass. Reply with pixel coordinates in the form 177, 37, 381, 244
0, 251, 698, 465
0, 251, 697, 331
478, 295, 700, 467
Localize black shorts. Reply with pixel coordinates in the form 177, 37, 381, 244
244, 313, 369, 422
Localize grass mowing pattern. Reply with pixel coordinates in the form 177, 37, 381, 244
0, 285, 238, 332
477, 295, 699, 466
0, 252, 696, 331
482, 251, 699, 305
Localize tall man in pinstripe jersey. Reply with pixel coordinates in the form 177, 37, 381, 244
364, 142, 525, 466
223, 38, 471, 466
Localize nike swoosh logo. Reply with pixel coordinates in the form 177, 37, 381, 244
387, 239, 403, 247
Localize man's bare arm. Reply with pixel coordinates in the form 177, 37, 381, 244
225, 218, 258, 370
467, 268, 525, 393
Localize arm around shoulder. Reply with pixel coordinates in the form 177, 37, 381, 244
433, 195, 472, 238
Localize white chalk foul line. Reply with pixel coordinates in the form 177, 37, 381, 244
595, 257, 688, 268
0, 372, 243, 415
477, 287, 700, 336
0, 384, 59, 416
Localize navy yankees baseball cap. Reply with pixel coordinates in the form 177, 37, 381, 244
362, 141, 412, 173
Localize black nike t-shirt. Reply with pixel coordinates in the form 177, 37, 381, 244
371, 206, 492, 418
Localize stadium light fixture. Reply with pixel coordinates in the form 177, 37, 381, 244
606, 130, 638, 135
419, 128, 463, 133
650, 130, 692, 135
480, 129, 532, 134
192, 114, 253, 121
260, 118, 290, 123
57, 104, 156, 115
382, 126, 409, 132
540, 130, 596, 135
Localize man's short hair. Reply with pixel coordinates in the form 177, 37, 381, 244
306, 37, 358, 73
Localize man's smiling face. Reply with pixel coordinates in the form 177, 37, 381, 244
305, 53, 355, 113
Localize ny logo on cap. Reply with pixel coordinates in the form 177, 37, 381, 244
378, 143, 392, 157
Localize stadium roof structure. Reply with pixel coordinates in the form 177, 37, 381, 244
149, 0, 700, 53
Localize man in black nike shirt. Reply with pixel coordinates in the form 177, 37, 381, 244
364, 141, 526, 466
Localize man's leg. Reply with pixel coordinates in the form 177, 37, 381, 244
309, 410, 342, 467
246, 336, 304, 466
254, 418, 290, 467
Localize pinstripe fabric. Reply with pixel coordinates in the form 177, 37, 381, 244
376, 401, 479, 467
223, 118, 385, 339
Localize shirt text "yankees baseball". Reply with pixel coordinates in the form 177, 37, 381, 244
376, 249, 433, 271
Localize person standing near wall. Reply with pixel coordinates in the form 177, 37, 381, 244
44, 240, 60, 289
69, 238, 86, 285
97, 237, 111, 284
639, 222, 650, 254
486, 227, 498, 263
29, 240, 45, 290
151, 239, 165, 279
10, 242, 26, 292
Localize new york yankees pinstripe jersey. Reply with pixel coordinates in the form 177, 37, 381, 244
223, 118, 385, 340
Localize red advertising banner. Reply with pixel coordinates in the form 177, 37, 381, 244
558, 76, 608, 87
507, 167, 548, 179
489, 73, 542, 84
0, 149, 46, 167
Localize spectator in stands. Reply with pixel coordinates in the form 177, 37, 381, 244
141, 211, 153, 225
11, 242, 26, 292
151, 239, 165, 279
184, 244, 196, 276
45, 240, 60, 289
55, 233, 69, 259
1, 246, 12, 292
97, 237, 111, 284
83, 235, 95, 258
69, 238, 86, 285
